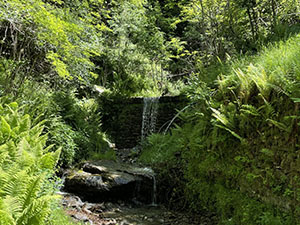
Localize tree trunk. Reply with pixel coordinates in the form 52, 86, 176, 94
271, 0, 277, 29
247, 7, 256, 41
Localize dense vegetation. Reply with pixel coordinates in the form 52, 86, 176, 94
141, 36, 300, 224
1, 0, 300, 224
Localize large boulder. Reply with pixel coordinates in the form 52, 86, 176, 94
63, 160, 156, 203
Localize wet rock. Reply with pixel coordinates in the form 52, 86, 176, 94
63, 160, 155, 203
71, 213, 90, 222
62, 194, 84, 209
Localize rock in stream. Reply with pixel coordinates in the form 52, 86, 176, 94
63, 160, 156, 203
62, 160, 216, 225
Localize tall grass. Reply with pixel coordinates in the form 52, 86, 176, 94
219, 34, 300, 100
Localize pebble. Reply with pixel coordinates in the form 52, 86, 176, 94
148, 218, 154, 222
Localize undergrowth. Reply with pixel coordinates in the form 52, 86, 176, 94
0, 100, 76, 225
140, 34, 300, 224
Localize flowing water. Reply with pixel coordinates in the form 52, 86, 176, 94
151, 176, 157, 207
61, 191, 210, 225
141, 97, 160, 141
60, 97, 213, 224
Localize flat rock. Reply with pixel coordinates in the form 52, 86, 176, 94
63, 160, 155, 203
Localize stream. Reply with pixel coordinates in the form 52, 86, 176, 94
59, 97, 216, 225
60, 191, 213, 225
59, 149, 216, 225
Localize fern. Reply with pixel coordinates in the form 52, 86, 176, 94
211, 107, 234, 129
0, 209, 15, 225
266, 119, 290, 132
0, 101, 63, 225
240, 104, 260, 117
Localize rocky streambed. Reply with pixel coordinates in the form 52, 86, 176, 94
60, 160, 216, 225
60, 191, 213, 225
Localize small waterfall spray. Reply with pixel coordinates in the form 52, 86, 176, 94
141, 97, 160, 141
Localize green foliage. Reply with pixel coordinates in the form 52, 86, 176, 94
52, 90, 112, 161
47, 118, 77, 167
179, 0, 300, 65
1, 79, 111, 167
140, 34, 300, 224
0, 100, 75, 225
0, 0, 103, 93
1, 80, 78, 167
93, 0, 188, 97
2, 0, 300, 222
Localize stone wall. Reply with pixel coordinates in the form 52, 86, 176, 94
100, 96, 188, 149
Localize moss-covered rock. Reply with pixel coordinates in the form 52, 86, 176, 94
64, 160, 156, 203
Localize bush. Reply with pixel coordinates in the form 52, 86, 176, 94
2, 81, 112, 167
52, 90, 112, 161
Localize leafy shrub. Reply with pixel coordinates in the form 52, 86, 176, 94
0, 0, 101, 85
2, 80, 112, 166
47, 118, 77, 167
52, 90, 111, 161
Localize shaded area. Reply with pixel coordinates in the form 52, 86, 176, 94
60, 192, 216, 225
63, 160, 156, 203
100, 96, 188, 148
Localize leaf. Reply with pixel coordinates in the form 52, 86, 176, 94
215, 124, 245, 142
19, 115, 31, 134
0, 210, 15, 225
260, 148, 274, 157
0, 116, 11, 138
39, 148, 61, 169
266, 119, 290, 132
240, 105, 260, 116
291, 98, 300, 103
210, 107, 231, 128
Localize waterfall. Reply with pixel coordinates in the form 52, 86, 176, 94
151, 176, 157, 206
141, 97, 160, 141
140, 98, 159, 206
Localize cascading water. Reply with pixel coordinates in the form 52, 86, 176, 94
151, 176, 157, 206
136, 167, 157, 206
140, 98, 159, 206
141, 97, 160, 141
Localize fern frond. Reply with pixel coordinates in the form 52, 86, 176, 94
19, 175, 44, 212
2, 170, 28, 198
39, 148, 61, 170
215, 124, 245, 142
0, 116, 12, 141
2, 196, 23, 219
19, 115, 31, 134
266, 119, 290, 132
29, 125, 44, 140
211, 107, 234, 129
16, 195, 57, 225
0, 209, 15, 225
240, 104, 260, 117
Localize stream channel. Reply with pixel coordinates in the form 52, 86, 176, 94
59, 97, 215, 224
59, 154, 213, 225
